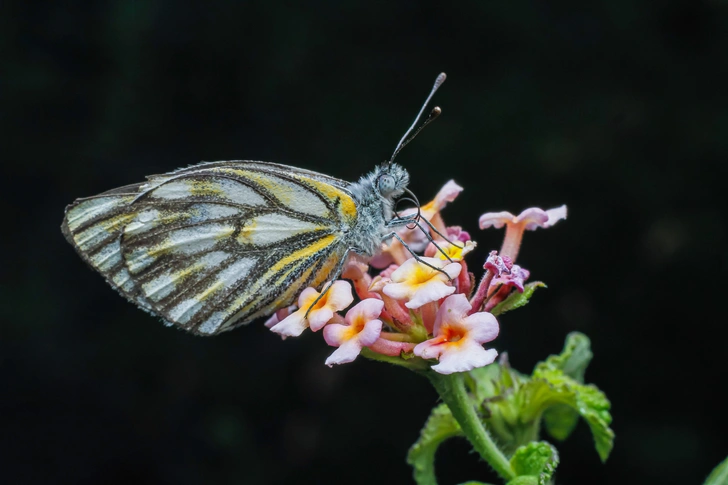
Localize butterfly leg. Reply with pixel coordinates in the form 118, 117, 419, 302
385, 216, 459, 263
416, 217, 465, 249
382, 232, 455, 281
411, 222, 455, 263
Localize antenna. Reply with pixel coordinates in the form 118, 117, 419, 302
388, 72, 446, 164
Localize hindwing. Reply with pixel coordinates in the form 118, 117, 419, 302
62, 161, 359, 335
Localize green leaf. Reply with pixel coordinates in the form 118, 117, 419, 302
490, 282, 546, 316
704, 455, 728, 485
509, 441, 559, 485
408, 403, 463, 485
540, 332, 593, 383
522, 367, 614, 462
467, 359, 527, 405
540, 332, 593, 441
542, 404, 579, 441
467, 362, 504, 403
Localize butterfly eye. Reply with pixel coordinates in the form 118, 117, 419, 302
378, 174, 396, 196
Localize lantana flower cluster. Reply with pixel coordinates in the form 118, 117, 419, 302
266, 181, 566, 375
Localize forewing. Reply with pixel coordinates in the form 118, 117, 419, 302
118, 161, 358, 335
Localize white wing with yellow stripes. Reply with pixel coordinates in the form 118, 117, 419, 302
61, 161, 359, 335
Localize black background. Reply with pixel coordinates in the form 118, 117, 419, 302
3, 1, 727, 484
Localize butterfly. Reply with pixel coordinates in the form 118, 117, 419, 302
61, 73, 448, 336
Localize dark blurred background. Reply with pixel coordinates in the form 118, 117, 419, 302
2, 1, 727, 484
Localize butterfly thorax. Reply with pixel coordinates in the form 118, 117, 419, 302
347, 163, 410, 257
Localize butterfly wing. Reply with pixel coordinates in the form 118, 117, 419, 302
61, 183, 158, 312
62, 161, 359, 335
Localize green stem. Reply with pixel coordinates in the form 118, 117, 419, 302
427, 372, 515, 482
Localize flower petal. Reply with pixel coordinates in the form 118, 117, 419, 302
413, 336, 448, 360
462, 311, 500, 343
269, 311, 308, 337
431, 342, 498, 375
325, 339, 364, 366
427, 180, 463, 212
325, 280, 355, 310
345, 298, 384, 325
518, 205, 568, 230
448, 227, 471, 242
323, 322, 351, 347
369, 251, 395, 269
514, 207, 550, 228
297, 287, 320, 308
357, 319, 383, 347
405, 281, 456, 309
308, 307, 335, 332
433, 293, 472, 331
543, 205, 568, 228
479, 211, 516, 229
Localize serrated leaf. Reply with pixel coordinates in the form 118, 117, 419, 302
490, 282, 546, 316
521, 367, 614, 462
704, 455, 728, 485
540, 332, 593, 441
408, 403, 463, 485
510, 441, 559, 485
540, 332, 593, 383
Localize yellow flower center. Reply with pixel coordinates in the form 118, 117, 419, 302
301, 292, 329, 314
343, 315, 367, 340
411, 265, 438, 284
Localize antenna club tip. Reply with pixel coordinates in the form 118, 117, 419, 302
435, 72, 447, 85
432, 106, 442, 115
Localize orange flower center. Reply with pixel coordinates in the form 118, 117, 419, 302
442, 325, 466, 344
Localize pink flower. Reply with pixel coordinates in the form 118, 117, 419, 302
446, 226, 471, 243
483, 250, 512, 276
491, 264, 530, 292
479, 205, 567, 261
419, 180, 463, 231
324, 299, 384, 366
382, 257, 462, 309
413, 294, 499, 374
270, 281, 354, 337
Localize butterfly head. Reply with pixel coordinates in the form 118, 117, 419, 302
376, 162, 410, 201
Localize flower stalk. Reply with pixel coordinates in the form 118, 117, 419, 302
426, 371, 516, 481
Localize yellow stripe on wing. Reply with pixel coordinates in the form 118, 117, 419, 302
220, 234, 338, 324
290, 175, 358, 224
268, 234, 336, 275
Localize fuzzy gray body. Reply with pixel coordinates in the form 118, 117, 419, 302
346, 162, 410, 256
